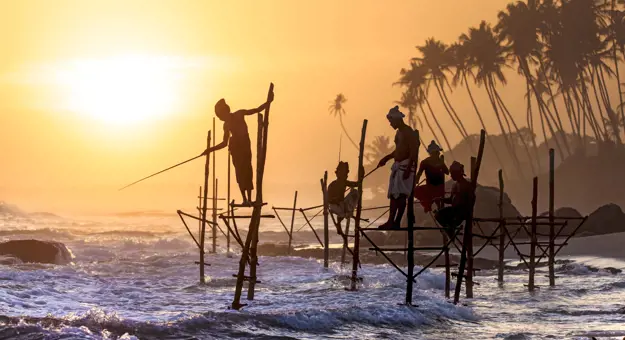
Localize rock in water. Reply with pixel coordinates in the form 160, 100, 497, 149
580, 204, 625, 236
0, 239, 73, 264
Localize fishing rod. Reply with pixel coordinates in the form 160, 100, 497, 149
119, 153, 204, 191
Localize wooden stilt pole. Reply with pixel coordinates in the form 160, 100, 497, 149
341, 214, 351, 266
321, 172, 329, 269
529, 177, 538, 292
497, 169, 506, 283
454, 129, 485, 305
443, 231, 451, 298
405, 130, 420, 305
227, 150, 231, 255
288, 191, 298, 255
232, 83, 273, 309
198, 186, 202, 236
349, 120, 367, 291
200, 131, 212, 284
548, 148, 555, 286
466, 157, 476, 298
213, 178, 218, 253
212, 118, 217, 253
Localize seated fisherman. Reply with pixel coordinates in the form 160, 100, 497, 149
414, 140, 449, 213
435, 161, 474, 236
327, 162, 359, 234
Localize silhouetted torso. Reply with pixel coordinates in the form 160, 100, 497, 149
394, 124, 416, 162
226, 111, 251, 152
328, 179, 357, 204
419, 156, 449, 186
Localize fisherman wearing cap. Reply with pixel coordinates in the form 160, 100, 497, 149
377, 106, 418, 229
203, 91, 274, 206
414, 140, 449, 213
327, 161, 360, 234
435, 161, 475, 236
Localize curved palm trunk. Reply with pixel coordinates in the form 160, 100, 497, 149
417, 102, 442, 149
612, 0, 625, 137
526, 82, 543, 173
485, 76, 526, 181
433, 79, 469, 141
464, 73, 509, 179
579, 79, 605, 142
339, 115, 359, 151
439, 81, 474, 150
521, 58, 566, 159
589, 68, 611, 139
538, 60, 572, 155
493, 85, 537, 176
423, 97, 456, 159
598, 66, 623, 145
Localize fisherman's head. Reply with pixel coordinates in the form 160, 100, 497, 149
335, 161, 350, 180
449, 161, 465, 181
214, 99, 231, 120
386, 106, 405, 129
427, 140, 442, 157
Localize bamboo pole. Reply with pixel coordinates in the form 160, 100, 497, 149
350, 120, 367, 291
466, 157, 476, 298
454, 129, 485, 305
227, 150, 231, 255
321, 172, 329, 269
497, 169, 506, 283
341, 212, 351, 266
288, 191, 298, 255
213, 178, 218, 253
200, 131, 212, 284
198, 186, 202, 237
247, 83, 273, 301
443, 231, 451, 298
529, 177, 538, 292
548, 148, 555, 286
405, 129, 420, 305
212, 117, 217, 254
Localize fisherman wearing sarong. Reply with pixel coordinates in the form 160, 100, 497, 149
435, 161, 474, 237
327, 161, 359, 235
203, 91, 274, 205
414, 141, 449, 213
377, 106, 418, 230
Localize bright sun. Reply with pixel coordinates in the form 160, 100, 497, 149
56, 55, 183, 125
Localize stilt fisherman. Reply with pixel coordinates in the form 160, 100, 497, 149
377, 106, 418, 229
203, 90, 274, 205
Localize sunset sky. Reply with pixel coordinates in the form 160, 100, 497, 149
0, 0, 609, 214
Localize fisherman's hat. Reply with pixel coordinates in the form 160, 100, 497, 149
427, 140, 442, 153
450, 161, 465, 175
386, 105, 405, 119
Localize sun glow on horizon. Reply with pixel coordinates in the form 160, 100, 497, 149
55, 55, 188, 125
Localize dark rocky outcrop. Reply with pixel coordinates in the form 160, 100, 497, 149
577, 204, 625, 236
0, 240, 73, 265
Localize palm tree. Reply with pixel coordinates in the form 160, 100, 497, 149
461, 20, 530, 180
395, 63, 455, 157
449, 42, 509, 177
328, 94, 358, 150
496, 0, 568, 161
414, 38, 472, 144
395, 88, 427, 147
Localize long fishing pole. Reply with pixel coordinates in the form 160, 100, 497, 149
119, 153, 204, 191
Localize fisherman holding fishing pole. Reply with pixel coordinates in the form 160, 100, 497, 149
119, 88, 275, 201
202, 92, 274, 206
377, 106, 418, 230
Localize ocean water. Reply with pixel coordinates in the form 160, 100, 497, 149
1, 214, 624, 339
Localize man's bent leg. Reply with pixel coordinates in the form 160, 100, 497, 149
393, 194, 407, 226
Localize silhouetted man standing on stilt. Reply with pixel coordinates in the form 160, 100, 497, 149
377, 106, 418, 229
203, 91, 274, 205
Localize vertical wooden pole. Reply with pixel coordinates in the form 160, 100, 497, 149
350, 120, 367, 291
548, 148, 555, 286
454, 130, 485, 304
212, 117, 217, 253
341, 213, 351, 266
227, 150, 231, 254
232, 83, 273, 308
443, 232, 451, 299
288, 191, 298, 255
466, 157, 476, 298
198, 186, 202, 236
321, 171, 329, 269
529, 177, 538, 291
213, 178, 218, 253
200, 131, 212, 284
405, 130, 420, 305
497, 169, 506, 283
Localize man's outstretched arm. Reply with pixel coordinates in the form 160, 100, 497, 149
240, 92, 274, 116
202, 125, 229, 155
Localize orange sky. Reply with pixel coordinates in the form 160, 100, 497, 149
0, 0, 605, 214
